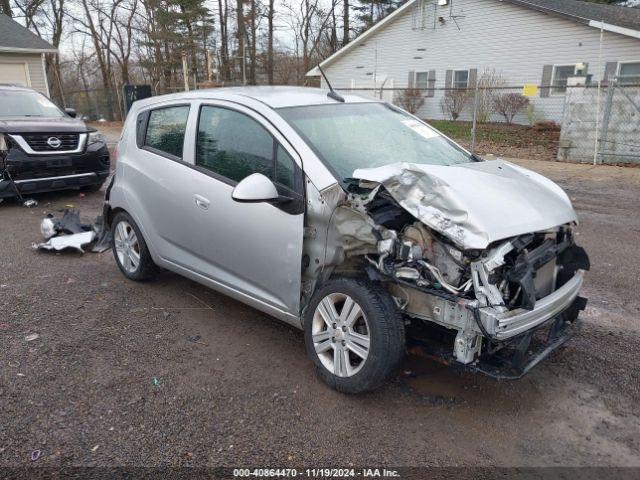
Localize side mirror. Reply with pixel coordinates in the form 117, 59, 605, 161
65, 108, 77, 118
232, 173, 279, 203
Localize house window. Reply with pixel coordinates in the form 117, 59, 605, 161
618, 62, 640, 85
453, 70, 469, 89
415, 72, 430, 90
552, 65, 576, 93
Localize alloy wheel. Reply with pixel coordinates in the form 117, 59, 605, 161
114, 220, 141, 274
312, 293, 371, 378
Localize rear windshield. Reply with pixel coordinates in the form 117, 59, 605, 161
0, 90, 65, 117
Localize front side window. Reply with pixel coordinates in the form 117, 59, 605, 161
196, 106, 274, 183
275, 145, 296, 190
279, 102, 474, 182
145, 105, 190, 159
552, 65, 576, 93
619, 62, 640, 85
453, 70, 469, 89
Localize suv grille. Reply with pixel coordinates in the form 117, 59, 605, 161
22, 133, 80, 152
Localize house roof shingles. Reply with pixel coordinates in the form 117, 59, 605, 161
502, 0, 640, 31
0, 14, 56, 53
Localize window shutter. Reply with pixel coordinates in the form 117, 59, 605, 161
604, 61, 618, 82
540, 64, 553, 98
468, 68, 478, 88
408, 71, 415, 88
427, 69, 436, 97
445, 69, 453, 89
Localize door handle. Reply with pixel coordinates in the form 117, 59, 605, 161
194, 194, 210, 210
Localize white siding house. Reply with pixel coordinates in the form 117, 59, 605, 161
0, 14, 57, 96
308, 0, 640, 123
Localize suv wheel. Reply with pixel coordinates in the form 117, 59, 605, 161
304, 278, 405, 393
111, 212, 157, 281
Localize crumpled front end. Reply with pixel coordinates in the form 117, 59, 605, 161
318, 161, 589, 376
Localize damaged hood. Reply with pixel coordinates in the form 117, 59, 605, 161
352, 160, 577, 250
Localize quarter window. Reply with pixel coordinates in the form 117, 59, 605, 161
453, 70, 469, 89
144, 105, 190, 159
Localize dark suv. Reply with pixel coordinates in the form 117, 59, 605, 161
0, 85, 110, 199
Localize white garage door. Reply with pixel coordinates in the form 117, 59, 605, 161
0, 63, 30, 87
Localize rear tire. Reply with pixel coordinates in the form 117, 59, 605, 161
111, 212, 158, 281
304, 278, 405, 393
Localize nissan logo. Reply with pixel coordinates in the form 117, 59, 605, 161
47, 136, 62, 148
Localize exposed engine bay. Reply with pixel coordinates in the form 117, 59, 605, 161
308, 175, 590, 373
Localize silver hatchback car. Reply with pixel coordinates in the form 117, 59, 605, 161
105, 86, 589, 393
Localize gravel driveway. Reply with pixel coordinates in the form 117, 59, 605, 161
1, 156, 639, 470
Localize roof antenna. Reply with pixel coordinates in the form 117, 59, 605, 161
317, 64, 345, 103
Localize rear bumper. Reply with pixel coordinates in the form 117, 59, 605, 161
480, 271, 585, 340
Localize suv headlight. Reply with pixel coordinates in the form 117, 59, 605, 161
88, 131, 106, 145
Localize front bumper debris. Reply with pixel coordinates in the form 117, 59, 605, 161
480, 270, 585, 340
409, 310, 584, 380
468, 316, 582, 379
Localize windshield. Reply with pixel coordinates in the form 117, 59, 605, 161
278, 102, 474, 180
0, 90, 65, 117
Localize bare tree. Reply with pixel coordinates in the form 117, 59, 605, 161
266, 0, 274, 84
493, 93, 530, 124
475, 68, 505, 123
236, 0, 245, 82
218, 0, 230, 81
14, 0, 66, 104
1, 0, 12, 16
440, 89, 471, 121
394, 88, 424, 114
342, 0, 349, 46
282, 0, 339, 82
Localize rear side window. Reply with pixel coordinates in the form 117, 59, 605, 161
196, 106, 273, 183
145, 105, 190, 159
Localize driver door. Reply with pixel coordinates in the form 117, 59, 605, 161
179, 101, 305, 318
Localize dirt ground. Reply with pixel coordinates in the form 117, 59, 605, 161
1, 147, 639, 470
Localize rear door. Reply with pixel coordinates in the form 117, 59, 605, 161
177, 100, 305, 316
125, 102, 197, 264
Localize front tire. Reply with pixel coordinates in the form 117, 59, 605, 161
111, 212, 157, 281
304, 278, 405, 393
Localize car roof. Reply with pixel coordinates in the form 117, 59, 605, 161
134, 86, 379, 110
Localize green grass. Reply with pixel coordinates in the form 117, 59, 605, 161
426, 119, 558, 148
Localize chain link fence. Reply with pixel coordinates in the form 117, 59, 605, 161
336, 82, 640, 165
61, 81, 639, 165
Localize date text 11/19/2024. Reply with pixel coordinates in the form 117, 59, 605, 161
232, 468, 401, 477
